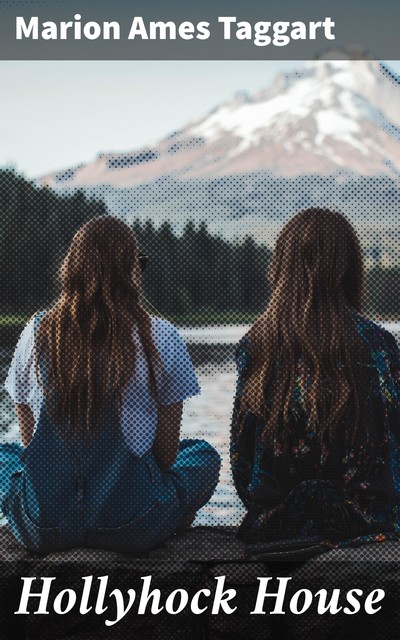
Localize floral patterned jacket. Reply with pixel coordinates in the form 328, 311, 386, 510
230, 314, 400, 547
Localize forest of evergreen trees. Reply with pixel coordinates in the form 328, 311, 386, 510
134, 219, 270, 321
1, 169, 399, 327
1, 170, 107, 312
0, 170, 270, 323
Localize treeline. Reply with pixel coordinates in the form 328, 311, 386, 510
1, 169, 399, 322
0, 170, 270, 321
132, 220, 271, 320
1, 170, 107, 311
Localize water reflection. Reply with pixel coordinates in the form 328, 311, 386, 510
182, 361, 245, 526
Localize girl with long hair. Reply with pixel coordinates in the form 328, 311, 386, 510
3, 216, 220, 553
231, 208, 400, 546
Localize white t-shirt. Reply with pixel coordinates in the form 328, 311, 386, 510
4, 315, 200, 457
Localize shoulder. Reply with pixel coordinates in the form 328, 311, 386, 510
149, 316, 188, 357
16, 314, 37, 348
150, 315, 177, 332
355, 315, 400, 399
150, 316, 182, 341
14, 310, 48, 356
5, 315, 37, 380
355, 314, 399, 353
148, 317, 198, 393
235, 334, 252, 374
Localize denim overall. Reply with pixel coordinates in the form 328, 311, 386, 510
2, 314, 220, 554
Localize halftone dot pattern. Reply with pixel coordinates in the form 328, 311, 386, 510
0, 60, 400, 638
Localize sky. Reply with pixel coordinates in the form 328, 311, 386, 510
1, 60, 400, 178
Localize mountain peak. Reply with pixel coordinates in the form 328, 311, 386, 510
39, 60, 400, 188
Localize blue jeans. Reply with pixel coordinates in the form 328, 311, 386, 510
2, 438, 221, 554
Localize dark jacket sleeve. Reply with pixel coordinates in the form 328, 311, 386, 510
230, 336, 256, 508
383, 330, 400, 510
385, 330, 400, 408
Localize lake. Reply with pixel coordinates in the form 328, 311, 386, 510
1, 322, 399, 527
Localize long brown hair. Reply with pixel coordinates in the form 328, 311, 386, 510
36, 216, 159, 434
242, 208, 368, 444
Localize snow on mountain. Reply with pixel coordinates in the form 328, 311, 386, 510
39, 59, 400, 189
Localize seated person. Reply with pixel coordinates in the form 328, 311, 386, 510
231, 208, 400, 547
2, 216, 220, 554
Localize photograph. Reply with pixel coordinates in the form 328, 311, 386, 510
0, 3, 400, 639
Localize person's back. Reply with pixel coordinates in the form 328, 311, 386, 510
3, 216, 220, 554
230, 209, 400, 546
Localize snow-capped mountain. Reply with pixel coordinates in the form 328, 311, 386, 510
39, 59, 400, 189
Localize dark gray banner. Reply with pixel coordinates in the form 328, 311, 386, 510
0, 0, 399, 60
